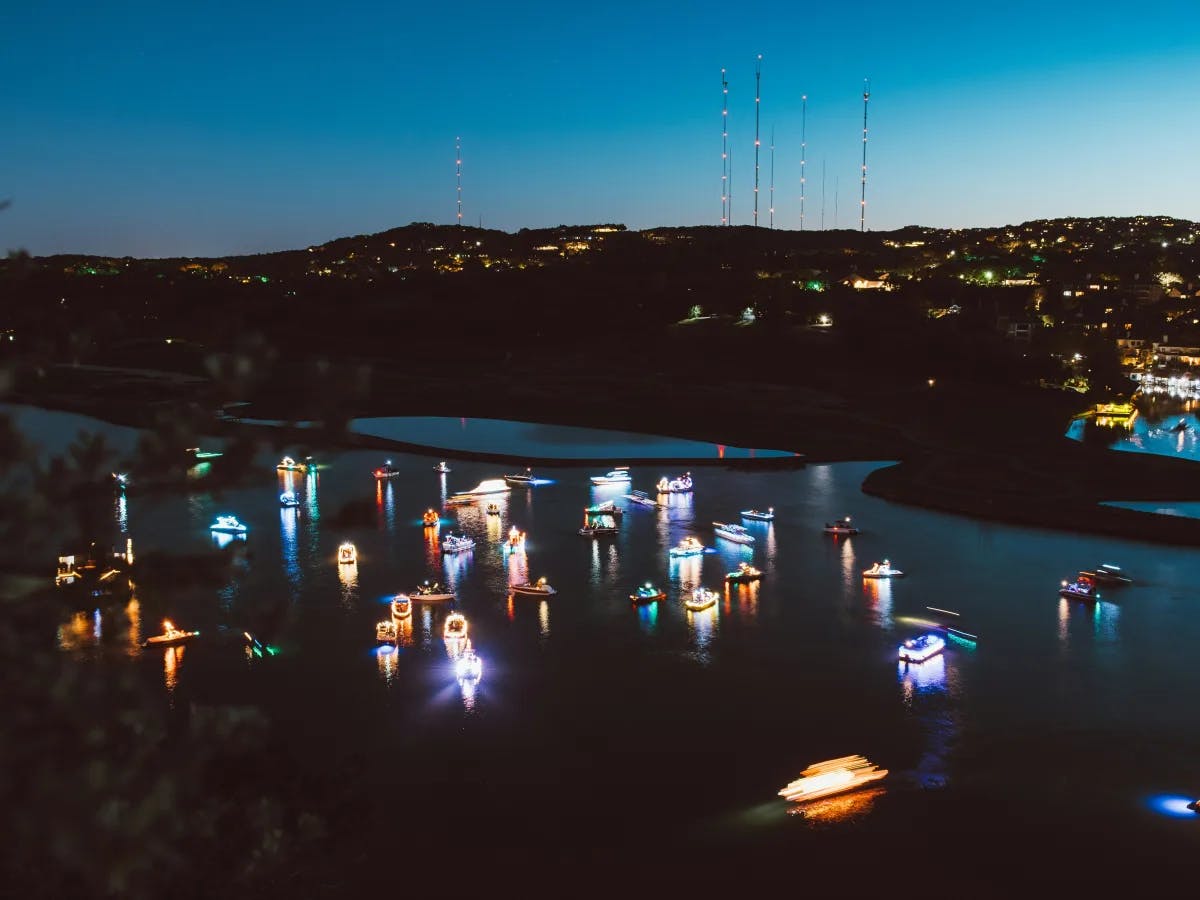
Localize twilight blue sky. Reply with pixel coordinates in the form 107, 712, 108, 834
2, 0, 1198, 257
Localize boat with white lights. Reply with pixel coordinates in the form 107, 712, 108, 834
376, 619, 398, 643
443, 612, 469, 640
456, 645, 483, 682
1059, 576, 1099, 601
413, 581, 456, 602
422, 508, 440, 527
447, 478, 511, 504
778, 755, 888, 804
863, 560, 904, 579
684, 587, 719, 611
504, 468, 536, 486
656, 472, 693, 493
279, 491, 299, 508
337, 542, 357, 565
898, 633, 944, 663
725, 562, 762, 583
511, 577, 557, 597
112, 472, 129, 489
55, 540, 134, 596
578, 523, 619, 537
485, 503, 500, 516
374, 460, 400, 479
390, 594, 412, 619
740, 507, 775, 521
823, 516, 859, 535
277, 456, 307, 472
669, 537, 707, 558
435, 461, 451, 473
590, 467, 632, 485
210, 515, 248, 535
713, 521, 755, 544
624, 490, 659, 508
1079, 563, 1132, 585
506, 526, 526, 549
441, 533, 475, 554
585, 500, 624, 518
630, 582, 666, 603
142, 619, 200, 648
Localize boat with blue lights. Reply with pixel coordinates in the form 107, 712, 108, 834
823, 516, 859, 535
625, 490, 659, 508
1079, 563, 1132, 585
511, 577, 557, 597
277, 456, 307, 472
725, 562, 762, 583
630, 582, 666, 603
656, 472, 694, 493
684, 587, 719, 611
504, 468, 537, 486
374, 460, 400, 479
414, 581, 456, 602
713, 521, 755, 544
863, 560, 904, 579
279, 491, 299, 508
456, 644, 483, 682
898, 633, 945, 663
590, 467, 631, 485
1059, 576, 1099, 601
740, 507, 774, 521
442, 533, 475, 554
143, 619, 200, 649
669, 537, 707, 558
391, 594, 412, 619
210, 515, 248, 535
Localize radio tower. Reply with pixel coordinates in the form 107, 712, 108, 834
769, 126, 775, 229
455, 137, 463, 227
799, 95, 807, 230
753, 54, 762, 226
721, 69, 729, 226
859, 80, 869, 232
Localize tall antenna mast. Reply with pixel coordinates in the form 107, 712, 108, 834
753, 54, 762, 226
728, 145, 733, 225
769, 126, 775, 229
860, 80, 870, 232
799, 95, 807, 230
455, 136, 463, 227
721, 68, 729, 226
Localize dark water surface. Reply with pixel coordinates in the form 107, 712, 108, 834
20, 406, 1200, 889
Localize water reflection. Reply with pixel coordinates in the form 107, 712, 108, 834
506, 547, 529, 588
1095, 600, 1120, 642
211, 531, 245, 550
376, 480, 396, 533
338, 561, 359, 606
790, 786, 885, 824
685, 606, 718, 664
395, 614, 414, 648
115, 490, 128, 534
862, 577, 894, 629
57, 610, 97, 653
163, 645, 185, 704
376, 645, 398, 686
280, 507, 300, 596
670, 556, 702, 593
126, 597, 141, 655
637, 601, 659, 635
538, 600, 550, 640
899, 654, 946, 700
443, 550, 471, 592
838, 537, 858, 593
588, 539, 621, 586
726, 580, 760, 621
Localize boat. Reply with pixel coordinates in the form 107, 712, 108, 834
142, 619, 200, 648
823, 516, 859, 535
511, 577, 557, 596
590, 467, 632, 485
210, 515, 248, 535
376, 619, 398, 643
863, 559, 904, 579
112, 472, 129, 489
585, 500, 624, 518
277, 456, 307, 472
504, 468, 536, 486
684, 587, 719, 611
778, 755, 888, 804
456, 644, 483, 681
413, 580, 456, 602
898, 633, 945, 663
435, 461, 451, 473
656, 472, 694, 493
1060, 577, 1099, 601
669, 537, 707, 558
578, 522, 619, 537
374, 460, 400, 479
390, 594, 412, 619
243, 631, 276, 657
1079, 563, 1132, 585
422, 508, 440, 527
1170, 418, 1189, 433
740, 507, 775, 521
447, 478, 511, 504
485, 503, 500, 516
442, 533, 476, 554
713, 521, 755, 544
279, 491, 300, 508
725, 562, 762, 583
1188, 799, 1200, 813
187, 447, 224, 462
443, 612, 469, 640
505, 526, 527, 549
337, 542, 358, 565
624, 490, 659, 508
630, 582, 666, 603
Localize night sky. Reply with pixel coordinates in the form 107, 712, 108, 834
3, 0, 1198, 257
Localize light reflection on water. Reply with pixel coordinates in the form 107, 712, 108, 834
862, 577, 893, 630
789, 786, 886, 824
163, 645, 184, 703
685, 605, 718, 664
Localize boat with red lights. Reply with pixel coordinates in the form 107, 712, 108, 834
1060, 576, 1099, 601
823, 516, 859, 535
374, 460, 400, 479
630, 582, 666, 603
391, 594, 412, 619
656, 472, 694, 493
863, 560, 904, 579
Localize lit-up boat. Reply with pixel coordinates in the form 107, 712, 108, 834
422, 508, 440, 527
390, 594, 412, 619
435, 461, 451, 473
578, 521, 618, 537
625, 490, 659, 508
187, 447, 224, 463
506, 526, 526, 549
277, 456, 307, 472
740, 507, 775, 521
279, 491, 300, 508
863, 559, 904, 579
778, 756, 888, 804
725, 562, 762, 583
447, 478, 511, 504
898, 633, 945, 663
1059, 577, 1099, 601
684, 587, 719, 611
142, 619, 200, 648
374, 460, 400, 479
585, 500, 624, 518
713, 521, 755, 544
656, 472, 694, 493
456, 645, 483, 682
630, 582, 666, 603
337, 542, 358, 565
376, 619, 398, 643
443, 612, 469, 640
511, 577, 557, 597
210, 515, 248, 535
55, 541, 134, 596
590, 467, 631, 485
414, 581, 456, 602
669, 537, 707, 558
823, 516, 859, 535
112, 472, 129, 489
442, 533, 476, 554
504, 468, 536, 486
1079, 563, 1132, 585
486, 503, 500, 516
